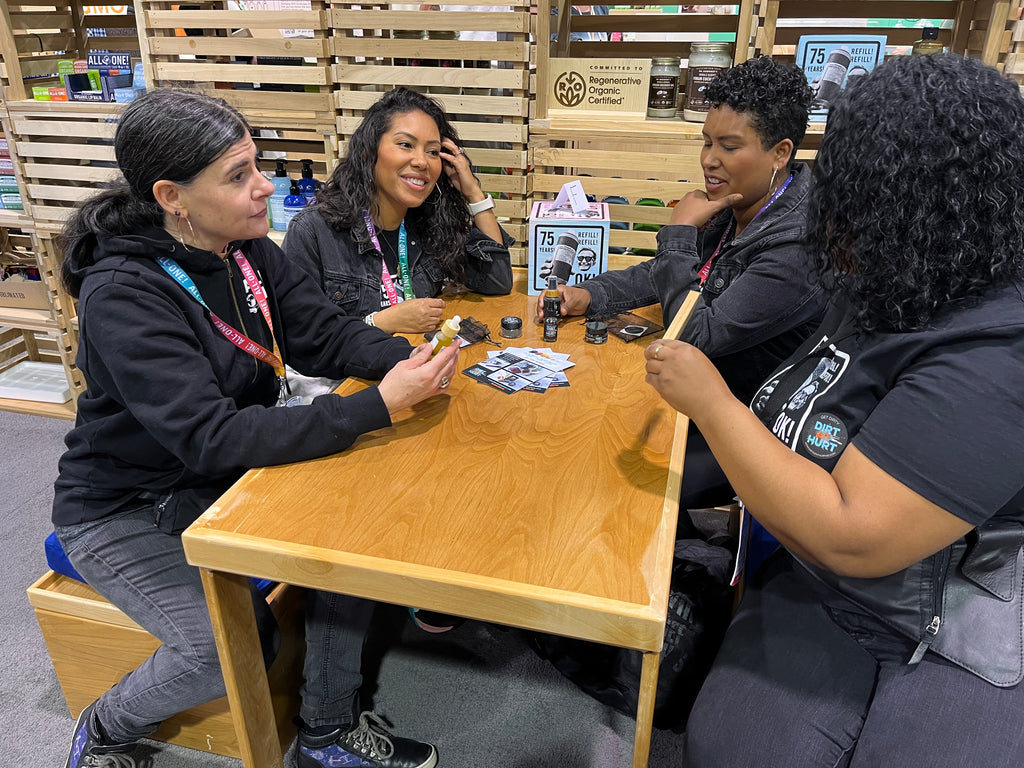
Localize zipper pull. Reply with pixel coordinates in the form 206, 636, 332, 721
908, 615, 941, 665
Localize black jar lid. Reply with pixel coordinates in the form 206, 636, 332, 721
500, 316, 523, 338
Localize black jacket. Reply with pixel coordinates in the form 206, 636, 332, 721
581, 164, 827, 402
53, 227, 412, 528
282, 206, 514, 319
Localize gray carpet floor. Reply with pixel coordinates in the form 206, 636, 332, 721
1, 409, 687, 767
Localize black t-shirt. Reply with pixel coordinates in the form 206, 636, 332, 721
750, 281, 1024, 528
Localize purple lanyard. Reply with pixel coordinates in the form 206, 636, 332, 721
698, 173, 793, 285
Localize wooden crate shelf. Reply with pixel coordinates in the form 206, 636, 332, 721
0, 221, 82, 416
752, 0, 1020, 67
137, 1, 335, 132
536, 1, 759, 119
3, 100, 122, 229
546, 0, 758, 61
0, 1, 142, 102
329, 1, 533, 265
1006, 1, 1024, 90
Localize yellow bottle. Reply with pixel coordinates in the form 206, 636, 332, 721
912, 27, 944, 55
430, 314, 461, 357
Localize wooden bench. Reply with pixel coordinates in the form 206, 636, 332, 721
27, 571, 305, 758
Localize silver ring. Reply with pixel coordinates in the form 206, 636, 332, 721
440, 376, 450, 389
456, 148, 465, 155
652, 344, 663, 360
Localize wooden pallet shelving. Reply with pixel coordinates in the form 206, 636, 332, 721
329, 1, 533, 265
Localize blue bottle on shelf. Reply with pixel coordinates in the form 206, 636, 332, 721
281, 179, 307, 230
297, 158, 318, 204
270, 159, 292, 232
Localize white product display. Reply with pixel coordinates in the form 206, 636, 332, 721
0, 361, 72, 403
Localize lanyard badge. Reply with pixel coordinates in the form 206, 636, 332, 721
157, 251, 293, 405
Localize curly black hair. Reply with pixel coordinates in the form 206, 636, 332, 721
704, 55, 813, 156
313, 87, 472, 283
808, 53, 1024, 333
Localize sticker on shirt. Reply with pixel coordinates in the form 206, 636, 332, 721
243, 267, 263, 314
800, 412, 848, 460
751, 341, 851, 453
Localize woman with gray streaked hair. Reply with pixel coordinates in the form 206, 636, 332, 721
55, 88, 444, 768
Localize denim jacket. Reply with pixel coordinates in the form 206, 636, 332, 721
282, 205, 514, 319
582, 164, 827, 402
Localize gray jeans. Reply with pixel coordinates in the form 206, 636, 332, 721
57, 506, 373, 743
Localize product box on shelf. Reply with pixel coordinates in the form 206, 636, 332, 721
527, 200, 610, 295
0, 273, 48, 310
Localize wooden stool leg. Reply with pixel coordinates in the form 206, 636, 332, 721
200, 568, 284, 768
632, 650, 661, 768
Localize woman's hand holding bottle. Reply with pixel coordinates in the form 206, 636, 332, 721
377, 341, 460, 415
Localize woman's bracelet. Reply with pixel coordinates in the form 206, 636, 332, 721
467, 194, 495, 217
363, 312, 376, 327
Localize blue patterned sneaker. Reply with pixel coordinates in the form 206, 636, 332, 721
297, 711, 438, 768
64, 702, 138, 768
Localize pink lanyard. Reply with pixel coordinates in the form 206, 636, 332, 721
697, 173, 793, 285
362, 211, 412, 306
156, 250, 284, 378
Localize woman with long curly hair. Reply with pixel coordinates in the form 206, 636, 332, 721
646, 53, 1024, 766
283, 87, 513, 334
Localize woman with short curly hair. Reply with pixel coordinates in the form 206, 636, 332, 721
647, 53, 1024, 766
543, 55, 827, 513
283, 87, 513, 334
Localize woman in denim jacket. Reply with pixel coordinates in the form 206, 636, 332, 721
284, 88, 513, 334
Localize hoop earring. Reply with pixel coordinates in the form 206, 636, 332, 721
426, 182, 444, 206
769, 167, 778, 194
174, 210, 196, 252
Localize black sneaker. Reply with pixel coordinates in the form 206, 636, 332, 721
297, 711, 438, 768
408, 607, 465, 634
64, 702, 138, 768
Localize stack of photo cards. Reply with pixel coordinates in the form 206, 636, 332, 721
462, 347, 574, 394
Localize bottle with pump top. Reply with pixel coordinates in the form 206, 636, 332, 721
297, 158, 318, 203
270, 159, 292, 231
543, 277, 561, 343
281, 179, 307, 230
430, 315, 462, 357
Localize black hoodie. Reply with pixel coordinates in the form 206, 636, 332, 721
53, 227, 412, 528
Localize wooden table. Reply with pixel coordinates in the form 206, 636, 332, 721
182, 279, 688, 768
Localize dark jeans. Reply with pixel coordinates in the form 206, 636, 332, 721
57, 506, 373, 743
685, 553, 1024, 767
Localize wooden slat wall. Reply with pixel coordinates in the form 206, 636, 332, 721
546, 0, 759, 62
753, 0, 1018, 68
4, 100, 123, 229
1006, 0, 1024, 91
329, 1, 533, 265
137, 0, 335, 130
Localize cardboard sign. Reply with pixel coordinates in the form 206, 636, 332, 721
528, 201, 610, 296
548, 58, 651, 117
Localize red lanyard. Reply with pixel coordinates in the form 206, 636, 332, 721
156, 250, 285, 379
